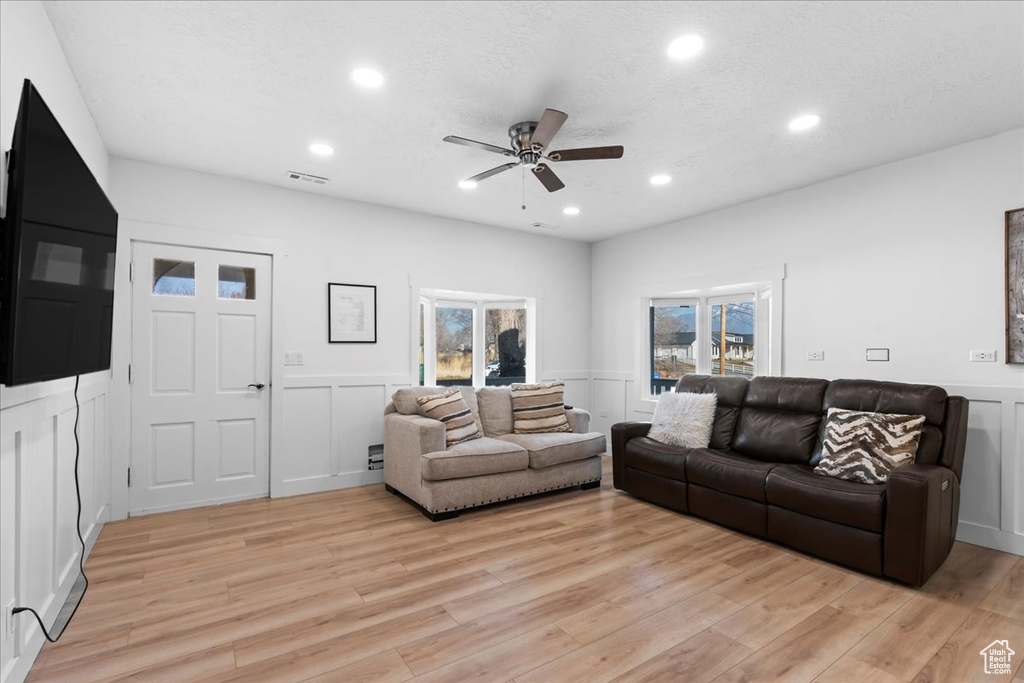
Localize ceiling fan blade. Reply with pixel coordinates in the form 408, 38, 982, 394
532, 163, 565, 192
444, 135, 514, 156
530, 109, 568, 152
467, 162, 520, 183
548, 145, 624, 162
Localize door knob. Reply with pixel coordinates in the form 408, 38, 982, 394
247, 383, 266, 390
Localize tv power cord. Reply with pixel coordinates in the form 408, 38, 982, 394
12, 374, 89, 642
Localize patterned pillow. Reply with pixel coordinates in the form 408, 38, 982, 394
814, 407, 926, 484
510, 381, 572, 434
416, 387, 482, 447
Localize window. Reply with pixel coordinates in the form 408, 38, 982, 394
153, 259, 195, 297
418, 291, 534, 387
218, 265, 256, 299
644, 271, 782, 398
485, 306, 527, 386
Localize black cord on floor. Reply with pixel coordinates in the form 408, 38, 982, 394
12, 374, 89, 643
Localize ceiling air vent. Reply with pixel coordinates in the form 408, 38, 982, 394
530, 222, 558, 231
285, 171, 329, 185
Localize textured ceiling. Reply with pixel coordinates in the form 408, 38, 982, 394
43, 1, 1024, 242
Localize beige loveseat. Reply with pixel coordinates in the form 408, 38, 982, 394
384, 386, 606, 520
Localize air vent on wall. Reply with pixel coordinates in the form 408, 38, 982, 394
530, 222, 558, 231
285, 171, 329, 185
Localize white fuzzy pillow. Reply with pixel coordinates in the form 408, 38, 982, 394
648, 392, 718, 448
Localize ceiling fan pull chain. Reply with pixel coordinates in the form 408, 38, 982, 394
521, 165, 526, 210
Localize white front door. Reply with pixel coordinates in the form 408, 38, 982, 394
129, 242, 272, 515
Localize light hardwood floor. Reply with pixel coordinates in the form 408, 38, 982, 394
28, 458, 1024, 682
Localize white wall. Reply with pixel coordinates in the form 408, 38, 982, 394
107, 158, 592, 507
591, 128, 1024, 554
0, 3, 112, 682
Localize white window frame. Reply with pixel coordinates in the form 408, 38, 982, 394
635, 264, 785, 406
418, 292, 534, 387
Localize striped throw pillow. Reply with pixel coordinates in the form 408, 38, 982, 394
510, 381, 572, 434
814, 408, 925, 484
416, 387, 482, 447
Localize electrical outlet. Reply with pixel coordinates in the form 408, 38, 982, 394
806, 350, 824, 361
598, 410, 609, 418
970, 349, 997, 362
4, 600, 15, 640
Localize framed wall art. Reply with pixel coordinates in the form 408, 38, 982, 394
328, 282, 377, 343
1007, 208, 1024, 364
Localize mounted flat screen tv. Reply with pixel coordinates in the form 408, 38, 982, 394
0, 80, 118, 386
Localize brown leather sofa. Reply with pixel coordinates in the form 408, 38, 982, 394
611, 375, 969, 586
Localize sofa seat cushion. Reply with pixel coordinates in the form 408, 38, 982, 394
623, 437, 690, 482
766, 464, 885, 533
497, 431, 605, 469
421, 437, 528, 481
686, 448, 778, 502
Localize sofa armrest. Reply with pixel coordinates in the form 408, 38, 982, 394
883, 463, 959, 586
610, 421, 652, 490
566, 408, 591, 434
384, 414, 445, 497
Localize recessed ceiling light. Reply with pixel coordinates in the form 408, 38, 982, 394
563, 206, 580, 216
788, 114, 821, 132
458, 180, 477, 190
649, 174, 672, 186
351, 67, 384, 89
667, 34, 704, 60
309, 143, 334, 157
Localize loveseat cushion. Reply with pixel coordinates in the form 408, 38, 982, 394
675, 375, 750, 449
497, 431, 606, 469
623, 437, 689, 482
477, 386, 513, 437
810, 380, 947, 466
421, 437, 528, 481
732, 377, 828, 463
686, 448, 778, 502
766, 464, 886, 532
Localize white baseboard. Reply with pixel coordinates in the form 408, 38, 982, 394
956, 521, 1024, 556
277, 470, 384, 498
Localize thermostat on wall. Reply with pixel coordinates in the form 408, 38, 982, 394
866, 348, 890, 362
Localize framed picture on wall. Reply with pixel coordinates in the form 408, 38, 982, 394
1007, 208, 1024, 364
328, 283, 377, 343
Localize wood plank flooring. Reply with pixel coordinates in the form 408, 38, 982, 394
27, 458, 1024, 682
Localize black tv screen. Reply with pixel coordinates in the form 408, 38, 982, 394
1, 80, 118, 386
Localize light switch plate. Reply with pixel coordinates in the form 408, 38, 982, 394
806, 350, 824, 361
284, 352, 304, 366
970, 349, 997, 362
866, 348, 890, 362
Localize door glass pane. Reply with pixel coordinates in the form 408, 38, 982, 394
218, 265, 256, 300
435, 306, 473, 386
153, 259, 195, 297
711, 298, 755, 377
651, 302, 697, 395
485, 308, 526, 386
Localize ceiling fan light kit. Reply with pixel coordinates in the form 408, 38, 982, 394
444, 108, 625, 193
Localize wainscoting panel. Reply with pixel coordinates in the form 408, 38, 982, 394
0, 376, 111, 683
590, 373, 1024, 556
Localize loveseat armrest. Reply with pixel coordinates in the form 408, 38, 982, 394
384, 414, 445, 497
610, 421, 652, 490
883, 463, 959, 586
566, 408, 592, 434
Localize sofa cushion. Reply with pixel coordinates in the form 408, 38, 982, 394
675, 375, 750, 449
648, 392, 717, 448
497, 431, 605, 469
510, 381, 572, 434
766, 464, 886, 533
732, 377, 828, 464
814, 408, 925, 484
686, 448, 778, 502
477, 386, 513, 437
416, 387, 482, 447
421, 437, 528, 481
623, 437, 689, 482
810, 379, 947, 466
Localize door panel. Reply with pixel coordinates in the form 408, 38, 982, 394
130, 242, 271, 515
